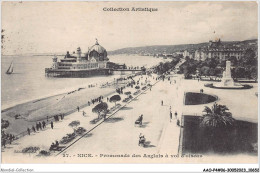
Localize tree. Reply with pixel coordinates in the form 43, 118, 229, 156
200, 66, 210, 76
109, 95, 121, 106
208, 68, 216, 76
124, 91, 131, 96
135, 86, 140, 90
234, 67, 246, 78
1, 119, 9, 129
200, 103, 236, 152
241, 48, 256, 66
68, 121, 80, 131
92, 102, 108, 118
200, 103, 235, 128
207, 57, 218, 69
228, 56, 237, 66
250, 66, 258, 81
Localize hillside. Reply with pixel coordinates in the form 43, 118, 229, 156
108, 39, 258, 55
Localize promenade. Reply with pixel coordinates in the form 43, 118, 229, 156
2, 73, 184, 163
2, 69, 258, 164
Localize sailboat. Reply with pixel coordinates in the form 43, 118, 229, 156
6, 61, 14, 74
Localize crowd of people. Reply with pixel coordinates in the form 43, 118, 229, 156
116, 87, 124, 94
1, 131, 15, 148
3, 66, 184, 150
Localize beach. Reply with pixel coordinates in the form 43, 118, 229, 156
1, 54, 169, 135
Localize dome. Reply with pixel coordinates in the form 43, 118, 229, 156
89, 39, 107, 54
88, 39, 108, 61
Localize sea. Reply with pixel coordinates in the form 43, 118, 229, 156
1, 54, 168, 109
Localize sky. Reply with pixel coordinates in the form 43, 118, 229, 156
1, 1, 258, 55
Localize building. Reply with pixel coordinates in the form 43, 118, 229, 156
187, 39, 244, 62
45, 39, 112, 77
183, 50, 195, 59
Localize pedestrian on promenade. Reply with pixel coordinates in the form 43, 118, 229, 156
32, 126, 36, 133
83, 111, 86, 117
170, 111, 172, 122
175, 111, 178, 119
88, 101, 90, 106
55, 140, 59, 147
27, 128, 30, 135
177, 119, 180, 127
51, 121, 54, 129
77, 106, 80, 112
161, 100, 163, 106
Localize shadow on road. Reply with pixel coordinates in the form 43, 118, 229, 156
120, 107, 133, 110
105, 117, 124, 123
139, 122, 150, 128
84, 133, 93, 138
144, 141, 156, 148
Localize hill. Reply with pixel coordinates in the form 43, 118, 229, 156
108, 39, 257, 55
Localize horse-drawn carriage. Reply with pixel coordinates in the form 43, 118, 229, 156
138, 135, 146, 147
49, 142, 66, 152
135, 115, 143, 126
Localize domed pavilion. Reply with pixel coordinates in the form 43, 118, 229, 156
88, 39, 109, 61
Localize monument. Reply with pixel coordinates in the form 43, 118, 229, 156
213, 60, 243, 88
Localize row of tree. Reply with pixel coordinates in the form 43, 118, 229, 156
153, 56, 181, 74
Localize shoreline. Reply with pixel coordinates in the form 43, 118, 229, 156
1, 73, 141, 135
1, 75, 121, 111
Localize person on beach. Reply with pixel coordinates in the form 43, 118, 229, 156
39, 122, 42, 130
170, 111, 172, 122
2, 139, 6, 148
32, 126, 36, 133
161, 100, 163, 106
51, 121, 54, 129
77, 106, 80, 112
36, 123, 39, 131
42, 121, 46, 129
27, 128, 30, 135
9, 135, 13, 144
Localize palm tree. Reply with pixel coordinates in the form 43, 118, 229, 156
200, 103, 236, 152
200, 103, 235, 128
